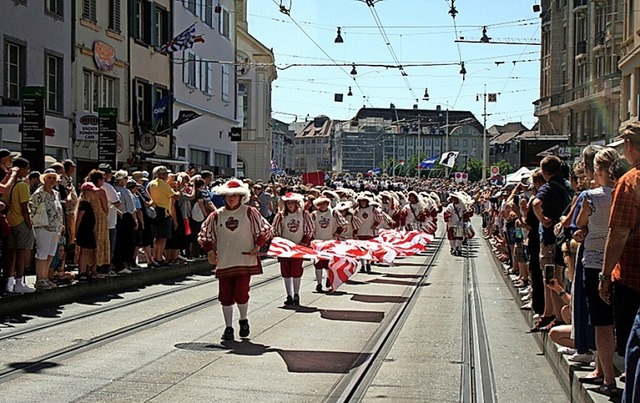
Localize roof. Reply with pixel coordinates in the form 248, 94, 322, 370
490, 130, 523, 145
294, 116, 333, 138
488, 122, 529, 135
353, 107, 484, 134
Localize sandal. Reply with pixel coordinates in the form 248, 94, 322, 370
529, 316, 555, 333
595, 383, 619, 397
578, 373, 603, 384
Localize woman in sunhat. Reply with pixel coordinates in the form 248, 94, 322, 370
272, 192, 314, 305
198, 179, 272, 341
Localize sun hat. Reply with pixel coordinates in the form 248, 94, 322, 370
126, 179, 140, 189
80, 182, 99, 192
40, 168, 60, 183
114, 170, 128, 181
212, 179, 251, 204
131, 171, 148, 182
152, 166, 169, 177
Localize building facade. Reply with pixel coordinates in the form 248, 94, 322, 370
294, 116, 333, 173
619, 0, 640, 128
0, 0, 73, 165
535, 0, 623, 145
333, 107, 483, 174
72, 0, 130, 177
236, 0, 277, 181
271, 118, 294, 174
172, 0, 237, 177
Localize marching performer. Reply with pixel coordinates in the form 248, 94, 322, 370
311, 195, 347, 292
197, 179, 272, 341
443, 192, 472, 256
272, 192, 314, 306
379, 191, 400, 229
353, 193, 383, 273
335, 201, 361, 240
401, 191, 428, 232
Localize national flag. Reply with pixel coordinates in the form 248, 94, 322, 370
172, 110, 202, 128
160, 23, 205, 53
420, 155, 439, 169
270, 159, 280, 173
152, 95, 171, 122
439, 151, 459, 168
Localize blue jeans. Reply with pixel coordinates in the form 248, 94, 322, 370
624, 306, 640, 402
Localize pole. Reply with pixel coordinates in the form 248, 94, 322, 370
417, 115, 421, 178
481, 84, 488, 182
445, 107, 450, 178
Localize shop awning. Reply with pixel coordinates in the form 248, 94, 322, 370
143, 157, 188, 167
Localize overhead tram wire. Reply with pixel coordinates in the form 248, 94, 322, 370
363, 0, 418, 101
270, 0, 373, 107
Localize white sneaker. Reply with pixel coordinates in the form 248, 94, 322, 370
557, 347, 576, 355
519, 286, 531, 295
5, 277, 15, 293
568, 352, 594, 364
117, 268, 132, 274
521, 294, 531, 302
13, 283, 35, 293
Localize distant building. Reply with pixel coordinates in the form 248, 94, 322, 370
294, 116, 332, 173
489, 123, 570, 168
271, 118, 294, 174
333, 107, 484, 174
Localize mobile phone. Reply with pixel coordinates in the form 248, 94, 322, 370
544, 264, 555, 284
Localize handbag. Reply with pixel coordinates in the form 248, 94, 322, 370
146, 205, 157, 219
32, 203, 49, 228
191, 202, 205, 222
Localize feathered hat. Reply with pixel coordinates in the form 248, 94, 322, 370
213, 179, 251, 204
313, 195, 332, 207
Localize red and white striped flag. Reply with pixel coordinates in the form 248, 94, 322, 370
267, 237, 323, 261
327, 255, 360, 290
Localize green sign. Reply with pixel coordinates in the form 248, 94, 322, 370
21, 86, 45, 173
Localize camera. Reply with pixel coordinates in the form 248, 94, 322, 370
544, 264, 555, 284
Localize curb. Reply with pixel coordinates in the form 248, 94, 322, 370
484, 237, 623, 403
0, 261, 213, 318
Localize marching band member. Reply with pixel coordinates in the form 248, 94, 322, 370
321, 189, 340, 208
311, 195, 347, 292
197, 179, 272, 341
379, 191, 400, 229
353, 193, 383, 273
401, 191, 428, 232
335, 201, 361, 240
272, 192, 314, 306
443, 191, 472, 256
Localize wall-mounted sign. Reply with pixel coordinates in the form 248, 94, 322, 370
116, 132, 124, 154
98, 108, 117, 168
139, 132, 157, 153
21, 86, 45, 173
93, 41, 116, 72
0, 106, 21, 124
76, 113, 99, 141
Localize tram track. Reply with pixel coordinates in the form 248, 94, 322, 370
460, 239, 497, 403
328, 232, 446, 403
0, 262, 286, 383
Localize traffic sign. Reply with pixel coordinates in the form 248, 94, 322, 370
490, 166, 500, 176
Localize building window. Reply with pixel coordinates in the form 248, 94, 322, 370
462, 140, 468, 147
203, 0, 213, 27
46, 0, 64, 17
435, 138, 440, 146
108, 0, 121, 32
83, 71, 117, 113
154, 6, 169, 47
221, 64, 230, 102
214, 153, 231, 167
46, 54, 63, 112
183, 0, 196, 14
182, 51, 197, 87
190, 149, 210, 167
135, 80, 151, 128
204, 62, 214, 95
238, 82, 250, 128
472, 140, 477, 147
82, 0, 97, 22
4, 41, 25, 101
218, 7, 230, 39
134, 0, 151, 44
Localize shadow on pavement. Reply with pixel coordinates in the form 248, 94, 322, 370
319, 309, 384, 323
383, 273, 423, 279
279, 305, 318, 313
275, 349, 371, 373
8, 361, 60, 373
350, 294, 409, 304
367, 278, 421, 286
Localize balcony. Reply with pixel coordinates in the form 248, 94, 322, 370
573, 0, 588, 12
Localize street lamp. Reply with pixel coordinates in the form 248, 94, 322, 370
476, 84, 492, 181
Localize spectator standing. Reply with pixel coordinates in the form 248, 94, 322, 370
27, 171, 41, 194
87, 170, 111, 276
148, 166, 179, 265
113, 170, 138, 273
98, 164, 121, 270
62, 159, 78, 249
189, 178, 207, 258
598, 123, 640, 401
30, 169, 64, 290
3, 157, 35, 293
254, 183, 274, 222
132, 171, 155, 266
75, 182, 98, 281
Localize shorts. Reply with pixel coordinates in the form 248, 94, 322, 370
314, 260, 329, 270
278, 257, 304, 278
218, 274, 251, 306
8, 221, 35, 249
584, 268, 614, 326
34, 228, 60, 260
152, 209, 173, 240
513, 243, 526, 264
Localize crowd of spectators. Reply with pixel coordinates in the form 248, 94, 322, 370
482, 122, 640, 399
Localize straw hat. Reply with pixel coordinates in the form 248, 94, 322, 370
40, 168, 60, 184
213, 179, 251, 203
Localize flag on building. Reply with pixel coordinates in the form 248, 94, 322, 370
172, 110, 202, 128
439, 151, 459, 168
160, 23, 205, 53
152, 95, 171, 121
420, 155, 440, 169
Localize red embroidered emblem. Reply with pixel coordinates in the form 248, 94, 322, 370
225, 217, 239, 231
287, 218, 300, 233
362, 212, 368, 219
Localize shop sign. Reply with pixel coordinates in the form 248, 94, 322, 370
76, 113, 99, 141
93, 41, 116, 72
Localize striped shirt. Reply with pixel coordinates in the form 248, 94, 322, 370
272, 209, 314, 245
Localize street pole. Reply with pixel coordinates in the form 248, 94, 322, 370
481, 84, 488, 182
445, 107, 450, 178
417, 115, 421, 178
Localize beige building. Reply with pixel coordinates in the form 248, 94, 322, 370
619, 0, 640, 128
535, 0, 623, 145
294, 116, 333, 173
236, 0, 277, 181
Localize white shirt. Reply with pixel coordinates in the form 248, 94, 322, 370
102, 182, 120, 229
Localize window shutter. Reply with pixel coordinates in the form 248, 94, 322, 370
195, 56, 201, 90
149, 2, 157, 46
